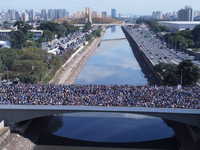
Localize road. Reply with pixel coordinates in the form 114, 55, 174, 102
123, 25, 199, 67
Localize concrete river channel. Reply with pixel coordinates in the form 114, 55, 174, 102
34, 26, 180, 150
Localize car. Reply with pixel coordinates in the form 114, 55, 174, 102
164, 56, 167, 59
150, 56, 153, 59
155, 54, 158, 56
149, 52, 152, 54
159, 57, 162, 59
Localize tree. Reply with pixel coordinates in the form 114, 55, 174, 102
37, 21, 59, 32
14, 21, 33, 34
177, 59, 200, 86
55, 25, 66, 38
192, 24, 200, 41
10, 30, 26, 49
154, 62, 179, 85
43, 30, 53, 42
83, 21, 92, 32
0, 48, 16, 69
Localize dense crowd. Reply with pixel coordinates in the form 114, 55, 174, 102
0, 83, 199, 109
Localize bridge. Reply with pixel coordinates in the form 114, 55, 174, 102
101, 38, 126, 41
0, 105, 200, 127
73, 23, 135, 27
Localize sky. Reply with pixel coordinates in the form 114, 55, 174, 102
1, 0, 200, 15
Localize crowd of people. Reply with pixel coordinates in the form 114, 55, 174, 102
0, 83, 199, 109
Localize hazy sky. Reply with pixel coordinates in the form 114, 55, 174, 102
1, 0, 200, 15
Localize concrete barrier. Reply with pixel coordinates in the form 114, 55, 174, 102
0, 120, 4, 130
0, 126, 10, 143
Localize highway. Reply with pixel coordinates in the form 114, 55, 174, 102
123, 25, 198, 67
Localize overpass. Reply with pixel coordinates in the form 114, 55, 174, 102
101, 38, 126, 41
73, 23, 135, 27
0, 105, 199, 127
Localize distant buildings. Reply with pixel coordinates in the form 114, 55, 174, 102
102, 12, 107, 18
111, 9, 116, 18
152, 11, 163, 20
178, 6, 193, 21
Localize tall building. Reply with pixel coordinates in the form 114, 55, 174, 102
48, 9, 54, 21
21, 12, 29, 22
102, 11, 107, 18
8, 9, 16, 20
152, 11, 163, 20
63, 9, 69, 18
92, 11, 97, 18
111, 9, 116, 18
29, 9, 35, 21
178, 6, 193, 21
15, 11, 21, 21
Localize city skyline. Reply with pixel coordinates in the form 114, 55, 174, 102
1, 0, 200, 15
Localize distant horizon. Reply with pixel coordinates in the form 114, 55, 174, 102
1, 0, 200, 16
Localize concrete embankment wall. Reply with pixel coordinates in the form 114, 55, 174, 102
0, 127, 10, 143
121, 26, 163, 85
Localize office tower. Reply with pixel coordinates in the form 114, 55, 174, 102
29, 9, 35, 21
111, 9, 116, 18
178, 6, 193, 21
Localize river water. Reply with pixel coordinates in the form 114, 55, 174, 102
34, 26, 180, 150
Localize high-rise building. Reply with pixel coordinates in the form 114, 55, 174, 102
178, 6, 193, 21
29, 9, 35, 21
48, 9, 54, 21
15, 11, 21, 21
92, 11, 97, 18
63, 9, 69, 18
21, 12, 29, 22
152, 11, 163, 20
111, 9, 116, 18
102, 11, 107, 18
8, 9, 16, 20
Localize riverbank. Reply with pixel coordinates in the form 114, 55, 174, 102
51, 26, 106, 85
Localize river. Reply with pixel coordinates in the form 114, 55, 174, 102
34, 26, 180, 150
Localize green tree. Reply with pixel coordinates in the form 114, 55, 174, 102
43, 30, 53, 42
83, 21, 92, 32
177, 59, 200, 86
10, 30, 26, 49
55, 25, 66, 38
14, 21, 33, 34
0, 48, 17, 69
192, 24, 200, 41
